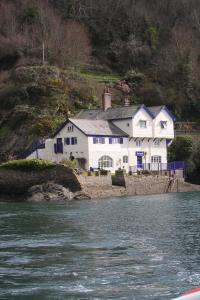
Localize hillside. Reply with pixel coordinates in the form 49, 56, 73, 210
1, 0, 200, 159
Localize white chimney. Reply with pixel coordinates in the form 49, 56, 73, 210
102, 87, 112, 111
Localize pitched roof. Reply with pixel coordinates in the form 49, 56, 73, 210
148, 106, 163, 117
148, 105, 176, 120
76, 105, 147, 120
70, 118, 128, 136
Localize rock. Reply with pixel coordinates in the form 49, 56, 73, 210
27, 181, 72, 202
72, 191, 91, 200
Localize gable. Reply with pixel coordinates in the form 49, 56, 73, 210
133, 105, 154, 121
155, 106, 175, 122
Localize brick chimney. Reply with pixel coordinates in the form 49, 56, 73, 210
124, 97, 130, 107
102, 87, 112, 111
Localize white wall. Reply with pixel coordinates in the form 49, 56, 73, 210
127, 139, 167, 166
88, 137, 129, 172
132, 107, 153, 138
153, 109, 174, 139
27, 122, 90, 169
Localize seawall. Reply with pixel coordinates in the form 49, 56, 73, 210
0, 166, 200, 201
79, 173, 200, 198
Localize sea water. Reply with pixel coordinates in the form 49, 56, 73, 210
1, 192, 200, 300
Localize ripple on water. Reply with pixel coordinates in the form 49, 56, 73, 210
0, 192, 200, 300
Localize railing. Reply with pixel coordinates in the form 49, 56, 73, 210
129, 161, 185, 173
17, 139, 45, 159
175, 122, 200, 136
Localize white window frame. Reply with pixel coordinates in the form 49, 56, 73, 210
68, 126, 74, 132
160, 121, 167, 129
123, 156, 128, 163
98, 156, 113, 169
139, 120, 147, 128
93, 137, 105, 144
136, 140, 142, 147
151, 156, 162, 163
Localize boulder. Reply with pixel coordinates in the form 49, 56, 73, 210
72, 191, 91, 200
27, 181, 72, 202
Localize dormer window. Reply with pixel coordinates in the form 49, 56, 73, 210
139, 120, 147, 128
160, 121, 167, 129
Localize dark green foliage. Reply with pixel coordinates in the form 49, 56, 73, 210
33, 116, 64, 137
144, 19, 159, 51
20, 7, 40, 25
61, 159, 77, 169
0, 159, 55, 172
174, 52, 191, 91
168, 136, 200, 178
168, 136, 195, 162
124, 70, 145, 89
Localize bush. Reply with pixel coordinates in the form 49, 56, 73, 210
0, 159, 55, 171
60, 159, 77, 169
168, 136, 196, 162
124, 70, 145, 88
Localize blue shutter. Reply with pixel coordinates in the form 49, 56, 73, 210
93, 137, 97, 144
54, 144, 57, 153
57, 143, 63, 153
109, 138, 112, 144
71, 137, 74, 145
120, 138, 123, 144
66, 138, 70, 145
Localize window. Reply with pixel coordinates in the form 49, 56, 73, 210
57, 138, 62, 144
151, 156, 162, 163
71, 137, 77, 145
160, 121, 167, 129
93, 137, 105, 144
64, 138, 70, 145
127, 123, 130, 127
98, 156, 113, 168
68, 126, 74, 132
109, 137, 123, 144
154, 139, 160, 146
136, 140, 142, 147
139, 120, 147, 128
123, 156, 128, 163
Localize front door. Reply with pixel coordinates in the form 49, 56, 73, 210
137, 156, 143, 169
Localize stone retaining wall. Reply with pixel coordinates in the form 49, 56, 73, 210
125, 175, 169, 195
0, 166, 200, 200
77, 174, 112, 187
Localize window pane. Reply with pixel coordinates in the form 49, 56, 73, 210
98, 156, 113, 168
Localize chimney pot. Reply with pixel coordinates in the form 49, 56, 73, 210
102, 87, 112, 111
124, 97, 130, 107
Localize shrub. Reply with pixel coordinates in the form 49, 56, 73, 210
168, 136, 196, 162
0, 159, 55, 171
60, 159, 77, 169
124, 70, 145, 88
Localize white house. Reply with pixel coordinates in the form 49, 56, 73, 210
26, 88, 175, 173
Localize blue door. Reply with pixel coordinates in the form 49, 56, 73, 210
137, 156, 143, 169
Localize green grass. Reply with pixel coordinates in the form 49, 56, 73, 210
0, 159, 55, 172
63, 68, 120, 83
80, 71, 120, 83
